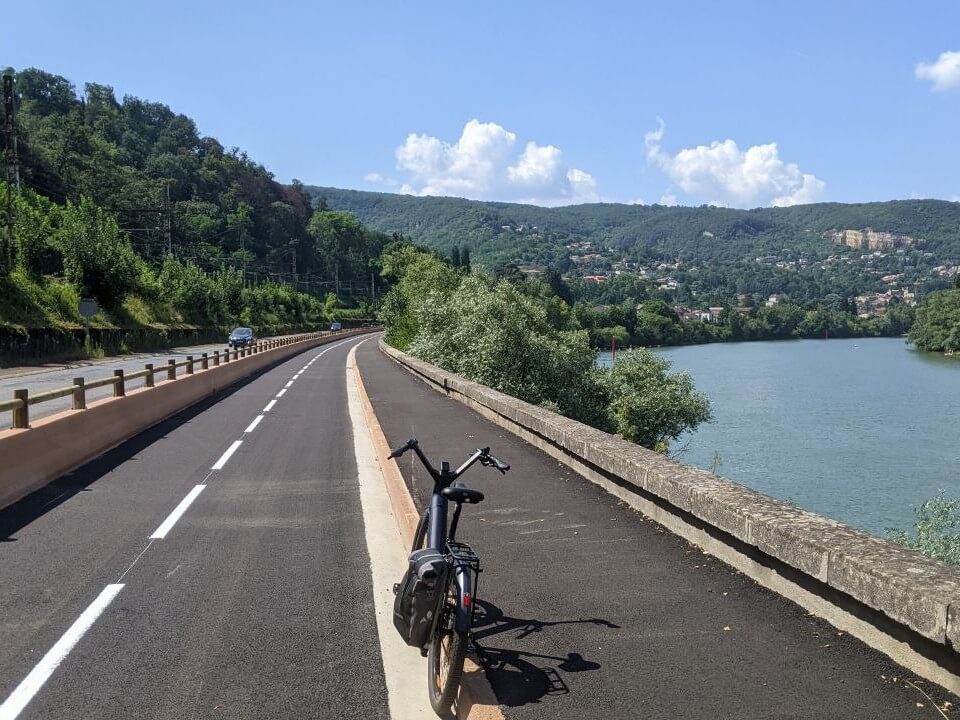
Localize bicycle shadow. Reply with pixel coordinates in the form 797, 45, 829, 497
470, 600, 619, 707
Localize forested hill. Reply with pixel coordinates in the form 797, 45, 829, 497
2, 67, 390, 334
307, 186, 960, 269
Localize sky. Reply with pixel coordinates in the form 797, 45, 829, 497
7, 1, 960, 208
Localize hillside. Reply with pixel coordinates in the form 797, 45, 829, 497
307, 186, 960, 303
308, 187, 960, 263
0, 67, 388, 337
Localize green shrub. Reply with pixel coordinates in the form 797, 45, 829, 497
382, 248, 712, 451
600, 348, 712, 451
888, 492, 960, 566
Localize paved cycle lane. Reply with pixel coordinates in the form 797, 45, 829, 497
355, 340, 958, 720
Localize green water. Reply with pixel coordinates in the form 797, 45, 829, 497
599, 338, 960, 535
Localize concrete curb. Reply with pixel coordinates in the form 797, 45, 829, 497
380, 338, 960, 694
351, 342, 504, 720
0, 330, 372, 510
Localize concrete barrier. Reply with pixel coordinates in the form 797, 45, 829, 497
379, 338, 960, 692
0, 330, 371, 510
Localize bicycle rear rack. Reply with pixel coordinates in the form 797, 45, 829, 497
447, 541, 481, 571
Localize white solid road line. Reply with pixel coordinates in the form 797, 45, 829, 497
244, 415, 264, 433
262, 399, 277, 413
345, 344, 435, 719
0, 583, 125, 720
150, 485, 207, 539
276, 388, 287, 398
211, 439, 243, 470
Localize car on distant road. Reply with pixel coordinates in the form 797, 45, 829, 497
330, 322, 343, 331
228, 327, 256, 348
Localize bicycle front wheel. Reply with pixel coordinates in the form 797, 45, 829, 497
427, 626, 468, 715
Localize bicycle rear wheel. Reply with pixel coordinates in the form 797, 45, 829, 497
427, 623, 468, 715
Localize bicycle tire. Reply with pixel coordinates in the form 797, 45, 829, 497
427, 624, 468, 715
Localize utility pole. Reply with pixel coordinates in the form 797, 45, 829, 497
2, 73, 20, 273
164, 182, 173, 256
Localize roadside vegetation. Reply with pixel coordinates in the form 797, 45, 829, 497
0, 68, 390, 341
888, 492, 960, 566
379, 247, 710, 452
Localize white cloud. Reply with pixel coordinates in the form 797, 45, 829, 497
626, 197, 647, 205
391, 119, 598, 206
916, 50, 960, 91
644, 118, 825, 208
363, 172, 400, 187
659, 193, 678, 207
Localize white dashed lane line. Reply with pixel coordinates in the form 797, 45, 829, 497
262, 399, 277, 413
0, 584, 125, 720
244, 415, 264, 433
211, 440, 243, 470
276, 388, 287, 398
149, 484, 207, 539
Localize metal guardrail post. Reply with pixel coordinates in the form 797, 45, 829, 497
13, 389, 29, 428
113, 369, 125, 397
72, 378, 86, 409
168, 359, 177, 380
201, 353, 209, 370
186, 356, 194, 374
144, 364, 155, 388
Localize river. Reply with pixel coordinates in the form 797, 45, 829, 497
598, 338, 960, 536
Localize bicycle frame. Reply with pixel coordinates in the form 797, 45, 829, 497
390, 438, 508, 637
413, 501, 478, 634
405, 446, 490, 633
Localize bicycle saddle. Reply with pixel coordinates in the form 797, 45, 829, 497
441, 486, 485, 504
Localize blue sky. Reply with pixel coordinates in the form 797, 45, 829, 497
8, 1, 960, 207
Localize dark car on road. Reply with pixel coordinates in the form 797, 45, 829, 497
228, 327, 256, 348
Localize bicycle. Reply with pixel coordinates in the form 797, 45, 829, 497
388, 437, 510, 715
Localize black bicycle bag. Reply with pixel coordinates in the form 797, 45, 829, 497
393, 548, 450, 651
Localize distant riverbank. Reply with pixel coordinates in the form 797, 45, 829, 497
601, 337, 960, 535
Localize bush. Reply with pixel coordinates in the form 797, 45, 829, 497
382, 248, 712, 451
888, 492, 960, 566
53, 196, 148, 306
600, 348, 712, 451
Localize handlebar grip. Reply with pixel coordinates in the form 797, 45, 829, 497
481, 453, 510, 473
388, 438, 417, 459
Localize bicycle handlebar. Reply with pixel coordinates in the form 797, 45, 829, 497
387, 438, 509, 479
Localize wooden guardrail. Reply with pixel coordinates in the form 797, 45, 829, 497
2, 331, 333, 429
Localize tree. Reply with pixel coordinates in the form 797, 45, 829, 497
909, 289, 960, 352
601, 348, 711, 451
307, 210, 366, 296
52, 196, 147, 305
461, 246, 471, 269
450, 246, 461, 267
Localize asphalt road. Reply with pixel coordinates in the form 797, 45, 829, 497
3, 334, 958, 719
0, 333, 332, 429
356, 340, 959, 720
0, 336, 389, 719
